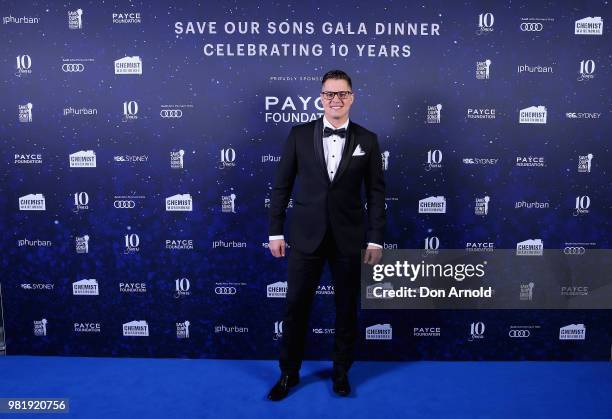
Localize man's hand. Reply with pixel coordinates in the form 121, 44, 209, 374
363, 245, 382, 265
269, 239, 286, 258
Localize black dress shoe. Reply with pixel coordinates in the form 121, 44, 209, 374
332, 372, 351, 396
267, 374, 300, 401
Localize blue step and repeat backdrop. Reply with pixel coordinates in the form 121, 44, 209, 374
1, 0, 610, 360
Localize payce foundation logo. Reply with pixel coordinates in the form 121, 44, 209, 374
14, 153, 42, 164
74, 323, 101, 333
112, 12, 141, 24
466, 108, 495, 120
264, 95, 323, 123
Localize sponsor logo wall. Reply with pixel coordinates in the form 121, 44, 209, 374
0, 1, 609, 360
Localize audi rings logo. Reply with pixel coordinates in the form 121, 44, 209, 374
62, 63, 85, 72
520, 22, 543, 32
160, 109, 183, 118
563, 247, 586, 255
215, 286, 237, 295
509, 330, 530, 338
113, 200, 136, 209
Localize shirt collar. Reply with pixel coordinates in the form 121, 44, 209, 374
323, 115, 349, 131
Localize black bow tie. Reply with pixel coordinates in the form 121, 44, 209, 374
323, 127, 347, 138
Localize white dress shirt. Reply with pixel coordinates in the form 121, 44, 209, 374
270, 116, 382, 249
322, 116, 348, 182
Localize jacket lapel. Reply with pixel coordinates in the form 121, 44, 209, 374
330, 120, 356, 186
313, 117, 330, 184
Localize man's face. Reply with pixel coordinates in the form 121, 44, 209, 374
321, 78, 354, 123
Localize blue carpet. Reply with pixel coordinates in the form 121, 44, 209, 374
0, 356, 609, 418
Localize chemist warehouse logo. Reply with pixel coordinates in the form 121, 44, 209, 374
165, 194, 193, 211
559, 324, 585, 340
69, 150, 96, 168
72, 278, 99, 296
264, 94, 323, 124
574, 17, 603, 35
114, 56, 142, 75
365, 323, 392, 340
19, 193, 46, 210
122, 320, 149, 336
519, 106, 547, 124
267, 281, 287, 298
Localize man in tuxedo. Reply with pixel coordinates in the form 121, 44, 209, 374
267, 70, 386, 400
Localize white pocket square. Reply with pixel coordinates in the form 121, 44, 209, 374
352, 145, 365, 156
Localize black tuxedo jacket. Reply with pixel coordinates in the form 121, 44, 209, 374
268, 116, 386, 255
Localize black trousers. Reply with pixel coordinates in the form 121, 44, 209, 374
279, 227, 361, 375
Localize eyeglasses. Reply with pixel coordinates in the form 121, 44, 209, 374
320, 91, 353, 100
